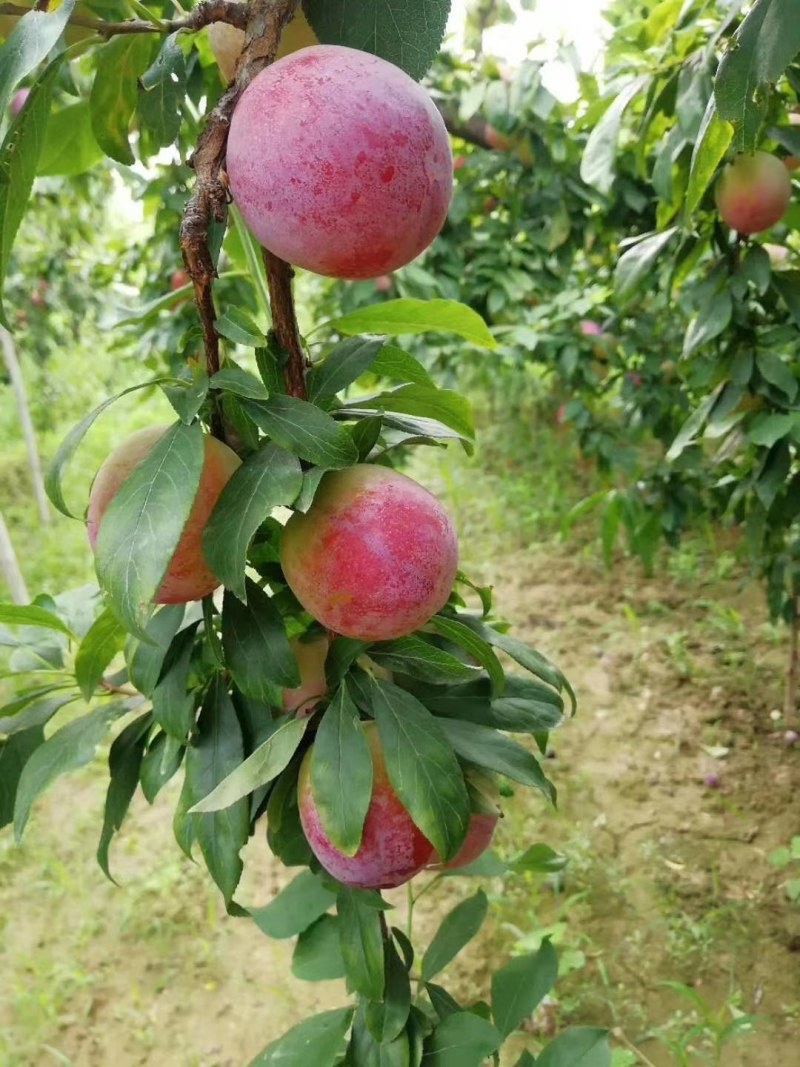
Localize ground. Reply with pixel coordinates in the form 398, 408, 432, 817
1, 424, 798, 1066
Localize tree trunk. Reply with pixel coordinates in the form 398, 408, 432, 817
0, 326, 50, 525
0, 511, 29, 604
785, 594, 799, 723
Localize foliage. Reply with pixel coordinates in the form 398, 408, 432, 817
0, 1, 603, 1064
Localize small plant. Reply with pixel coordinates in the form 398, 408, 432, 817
651, 982, 757, 1066
769, 837, 800, 903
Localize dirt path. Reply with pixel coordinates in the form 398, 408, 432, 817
1, 531, 798, 1066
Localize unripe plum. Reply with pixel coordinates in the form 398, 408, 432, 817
283, 633, 329, 716
87, 425, 241, 604
715, 152, 792, 234
280, 465, 458, 641
298, 721, 434, 888
207, 5, 317, 83
227, 45, 453, 279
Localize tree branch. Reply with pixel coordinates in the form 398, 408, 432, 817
264, 250, 308, 399
179, 0, 302, 435
0, 0, 248, 36
435, 102, 495, 149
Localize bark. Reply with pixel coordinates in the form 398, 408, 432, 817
1, 326, 49, 525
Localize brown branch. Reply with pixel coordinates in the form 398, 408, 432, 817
264, 250, 308, 399
179, 0, 302, 438
435, 102, 495, 149
0, 0, 248, 36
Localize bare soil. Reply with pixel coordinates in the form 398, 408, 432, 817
1, 530, 798, 1066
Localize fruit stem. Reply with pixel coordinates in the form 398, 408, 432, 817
264, 249, 309, 399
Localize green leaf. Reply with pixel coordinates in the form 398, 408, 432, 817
242, 395, 358, 469
426, 983, 462, 1021
181, 676, 249, 902
0, 0, 74, 116
372, 345, 434, 386
537, 1028, 611, 1067
351, 1004, 412, 1066
190, 715, 308, 813
614, 228, 678, 303
137, 32, 186, 148
371, 679, 470, 862
90, 35, 157, 164
437, 719, 555, 801
0, 603, 73, 638
97, 712, 151, 882
203, 444, 302, 600
311, 683, 373, 856
45, 378, 171, 518
461, 618, 575, 712
293, 915, 346, 981
125, 604, 184, 697
509, 843, 568, 874
338, 406, 469, 445
95, 421, 205, 637
303, 0, 450, 80
74, 607, 126, 701
772, 270, 800, 329
248, 1008, 354, 1067
216, 306, 265, 348
163, 365, 210, 425
151, 626, 197, 740
430, 616, 505, 696
139, 731, 183, 803
14, 700, 130, 839
366, 938, 412, 1043
421, 891, 488, 981
757, 352, 798, 400
683, 288, 732, 356
331, 299, 496, 350
0, 693, 75, 738
748, 412, 799, 447
716, 0, 800, 152
0, 53, 62, 328
249, 868, 337, 939
0, 726, 44, 829
666, 385, 723, 461
354, 385, 474, 440
211, 366, 269, 400
580, 77, 648, 194
222, 582, 299, 699
308, 337, 385, 401
686, 96, 733, 216
422, 1012, 501, 1066
38, 100, 102, 177
338, 887, 386, 1001
370, 635, 481, 685
492, 940, 558, 1038
267, 762, 313, 867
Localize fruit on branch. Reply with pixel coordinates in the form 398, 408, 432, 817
227, 45, 453, 279
374, 274, 394, 293
579, 319, 603, 337
283, 633, 329, 716
784, 156, 800, 172
715, 152, 793, 235
171, 268, 190, 291
207, 5, 317, 83
10, 89, 29, 116
453, 154, 468, 171
298, 720, 434, 888
484, 124, 513, 151
87, 425, 241, 604
429, 771, 500, 870
280, 465, 458, 641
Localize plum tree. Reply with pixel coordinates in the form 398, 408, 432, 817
283, 633, 329, 715
715, 151, 793, 234
87, 425, 241, 604
207, 5, 317, 83
298, 721, 435, 888
226, 45, 453, 279
280, 464, 458, 641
